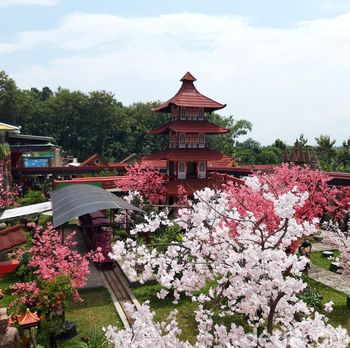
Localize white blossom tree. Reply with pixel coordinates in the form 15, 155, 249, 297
107, 165, 350, 347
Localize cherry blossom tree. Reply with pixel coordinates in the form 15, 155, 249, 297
0, 167, 17, 209
107, 165, 350, 347
116, 162, 166, 203
9, 224, 104, 316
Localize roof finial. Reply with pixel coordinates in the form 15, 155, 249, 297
180, 72, 196, 82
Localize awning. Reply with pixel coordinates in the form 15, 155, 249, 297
0, 202, 52, 221
50, 184, 143, 228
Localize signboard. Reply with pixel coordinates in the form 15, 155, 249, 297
22, 151, 54, 158
23, 158, 49, 168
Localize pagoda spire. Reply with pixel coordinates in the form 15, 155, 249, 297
180, 72, 197, 82
152, 72, 226, 113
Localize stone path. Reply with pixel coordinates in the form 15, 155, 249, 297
309, 265, 350, 296
309, 240, 350, 297
67, 225, 104, 289
68, 224, 139, 328
312, 241, 337, 252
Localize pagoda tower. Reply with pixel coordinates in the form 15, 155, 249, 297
144, 72, 236, 195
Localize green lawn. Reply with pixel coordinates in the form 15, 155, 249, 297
308, 278, 350, 334
133, 279, 350, 344
58, 287, 122, 347
311, 250, 340, 270
133, 283, 199, 344
1, 274, 122, 347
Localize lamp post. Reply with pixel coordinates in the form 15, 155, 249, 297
17, 308, 41, 348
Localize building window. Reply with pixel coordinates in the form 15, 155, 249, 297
179, 133, 186, 148
199, 134, 205, 148
180, 107, 186, 120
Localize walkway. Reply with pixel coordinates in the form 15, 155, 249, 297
71, 226, 139, 328
309, 241, 350, 297
100, 263, 140, 328
309, 265, 350, 296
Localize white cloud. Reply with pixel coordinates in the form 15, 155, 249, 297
0, 0, 58, 7
2, 12, 350, 145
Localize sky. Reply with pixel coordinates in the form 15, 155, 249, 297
1, 0, 350, 145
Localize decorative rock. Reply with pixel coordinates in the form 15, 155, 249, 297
329, 262, 343, 273
56, 320, 77, 341
323, 251, 333, 258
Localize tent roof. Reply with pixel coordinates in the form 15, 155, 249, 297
0, 202, 52, 221
50, 184, 143, 228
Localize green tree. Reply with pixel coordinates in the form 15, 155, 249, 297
0, 70, 21, 125
207, 114, 252, 155
294, 134, 308, 148
315, 135, 337, 171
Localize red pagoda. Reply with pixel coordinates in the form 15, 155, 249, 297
144, 72, 238, 195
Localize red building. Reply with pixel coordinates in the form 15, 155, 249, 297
144, 72, 239, 195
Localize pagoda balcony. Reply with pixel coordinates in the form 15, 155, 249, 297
169, 143, 208, 149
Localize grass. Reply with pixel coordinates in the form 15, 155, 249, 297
58, 287, 123, 347
132, 278, 350, 344
311, 250, 340, 270
133, 283, 199, 344
308, 278, 350, 334
0, 272, 18, 308
0, 273, 122, 347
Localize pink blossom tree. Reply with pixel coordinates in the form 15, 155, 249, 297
115, 162, 166, 204
0, 168, 17, 209
107, 165, 350, 347
9, 224, 104, 317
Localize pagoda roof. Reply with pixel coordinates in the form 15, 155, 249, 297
144, 148, 229, 162
149, 121, 229, 135
165, 174, 242, 196
17, 308, 41, 327
153, 72, 226, 113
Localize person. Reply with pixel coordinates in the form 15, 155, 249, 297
0, 308, 19, 348
298, 240, 312, 274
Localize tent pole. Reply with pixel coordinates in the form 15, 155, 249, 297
61, 226, 64, 245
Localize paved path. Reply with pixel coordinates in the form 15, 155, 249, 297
309, 264, 350, 296
67, 225, 104, 289
68, 224, 139, 328
312, 241, 338, 252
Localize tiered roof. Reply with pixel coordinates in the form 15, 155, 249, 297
17, 308, 41, 328
144, 148, 227, 162
152, 72, 226, 113
149, 121, 229, 135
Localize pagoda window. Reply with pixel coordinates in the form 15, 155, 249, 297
180, 107, 186, 120
199, 134, 205, 148
179, 133, 186, 148
186, 133, 192, 148
178, 162, 186, 179
169, 131, 177, 148
192, 133, 198, 148
198, 108, 204, 120
198, 161, 206, 179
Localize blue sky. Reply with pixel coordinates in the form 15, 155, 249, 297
1, 0, 350, 145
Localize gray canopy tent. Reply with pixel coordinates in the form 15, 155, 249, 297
49, 184, 143, 228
